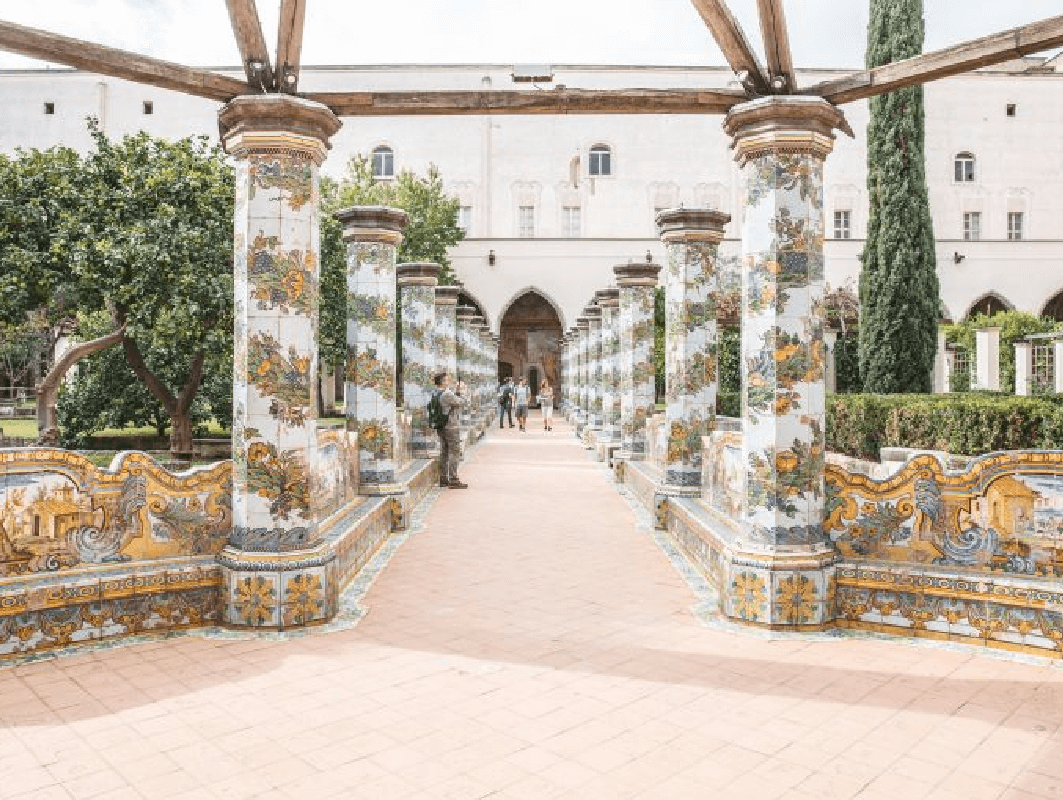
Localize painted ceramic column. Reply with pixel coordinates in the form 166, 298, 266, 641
585, 304, 604, 430
434, 286, 460, 380
657, 208, 728, 491
722, 96, 849, 628
565, 328, 578, 415
338, 206, 408, 495
455, 305, 477, 427
614, 261, 660, 460
397, 262, 440, 457
471, 318, 488, 419
480, 326, 494, 418
223, 95, 340, 552
595, 288, 622, 443
575, 317, 590, 428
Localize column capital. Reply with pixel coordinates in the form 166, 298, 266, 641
219, 94, 340, 165
583, 305, 602, 321
723, 95, 851, 164
656, 208, 729, 245
469, 315, 486, 328
613, 261, 661, 287
455, 305, 478, 321
337, 205, 408, 245
396, 261, 441, 287
576, 318, 590, 331
594, 287, 620, 308
434, 285, 461, 305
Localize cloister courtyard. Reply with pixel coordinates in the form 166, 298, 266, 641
2, 421, 1063, 800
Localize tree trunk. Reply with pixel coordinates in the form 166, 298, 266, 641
35, 327, 124, 440
121, 335, 205, 457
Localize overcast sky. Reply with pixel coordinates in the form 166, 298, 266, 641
0, 1, 1060, 71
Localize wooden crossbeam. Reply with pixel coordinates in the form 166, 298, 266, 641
689, 0, 768, 93
307, 88, 747, 116
810, 14, 1063, 104
276, 0, 307, 93
225, 0, 274, 89
756, 0, 795, 91
0, 19, 247, 101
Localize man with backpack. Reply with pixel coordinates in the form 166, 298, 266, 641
498, 377, 515, 429
428, 372, 469, 488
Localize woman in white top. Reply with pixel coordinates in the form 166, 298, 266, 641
538, 380, 554, 431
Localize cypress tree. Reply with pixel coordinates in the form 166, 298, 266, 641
858, 0, 940, 393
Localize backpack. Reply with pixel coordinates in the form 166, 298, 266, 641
427, 389, 450, 432
500, 385, 514, 408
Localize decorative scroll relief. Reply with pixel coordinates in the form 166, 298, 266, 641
0, 450, 232, 575
825, 452, 1063, 576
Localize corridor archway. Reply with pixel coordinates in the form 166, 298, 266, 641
498, 289, 563, 405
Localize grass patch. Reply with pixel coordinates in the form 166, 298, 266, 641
0, 418, 37, 439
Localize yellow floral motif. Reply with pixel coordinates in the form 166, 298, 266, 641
283, 573, 324, 626
731, 572, 767, 621
234, 576, 276, 626
776, 574, 817, 624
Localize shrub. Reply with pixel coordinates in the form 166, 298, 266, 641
827, 393, 1063, 459
944, 310, 1063, 395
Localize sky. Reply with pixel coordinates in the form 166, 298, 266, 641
0, 1, 1060, 71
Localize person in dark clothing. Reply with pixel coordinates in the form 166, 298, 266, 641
433, 372, 469, 488
498, 377, 515, 429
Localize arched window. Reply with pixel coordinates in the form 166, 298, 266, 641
954, 152, 975, 183
966, 294, 1010, 319
372, 146, 394, 179
1043, 291, 1063, 322
589, 144, 612, 176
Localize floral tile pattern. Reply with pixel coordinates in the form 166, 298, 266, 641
399, 276, 439, 456
598, 292, 622, 442
740, 152, 828, 549
618, 284, 656, 459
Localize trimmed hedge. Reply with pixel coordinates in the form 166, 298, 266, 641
827, 393, 1063, 460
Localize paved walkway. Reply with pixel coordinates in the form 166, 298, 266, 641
4, 417, 1063, 799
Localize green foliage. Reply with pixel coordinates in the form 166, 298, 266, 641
859, 0, 940, 393
654, 287, 665, 401
318, 213, 347, 372
827, 393, 1063, 459
835, 331, 863, 393
943, 310, 1063, 396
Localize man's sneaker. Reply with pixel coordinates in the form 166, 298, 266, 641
439, 479, 449, 487
448, 480, 468, 489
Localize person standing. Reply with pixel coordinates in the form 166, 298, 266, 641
537, 379, 554, 431
431, 372, 469, 488
498, 377, 515, 429
514, 378, 530, 432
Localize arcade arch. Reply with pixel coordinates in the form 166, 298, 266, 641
497, 289, 563, 401
964, 292, 1013, 320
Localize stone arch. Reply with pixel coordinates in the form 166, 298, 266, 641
455, 287, 490, 330
495, 286, 566, 336
964, 292, 1014, 320
1042, 288, 1063, 322
498, 289, 565, 403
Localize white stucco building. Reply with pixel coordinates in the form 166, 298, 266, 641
1, 56, 1061, 342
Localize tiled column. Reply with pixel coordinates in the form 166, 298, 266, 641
596, 288, 622, 444
480, 327, 494, 421
614, 260, 660, 461
575, 318, 590, 428
656, 208, 728, 492
565, 328, 578, 415
721, 96, 848, 628
220, 94, 341, 628
397, 262, 440, 457
434, 286, 460, 379
455, 305, 477, 428
585, 304, 604, 430
1055, 339, 1063, 394
338, 206, 409, 495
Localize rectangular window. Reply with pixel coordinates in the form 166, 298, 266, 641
562, 206, 581, 238
458, 205, 472, 234
833, 210, 851, 240
43, 102, 54, 115
518, 205, 535, 238
963, 212, 981, 241
143, 100, 154, 115
1008, 211, 1024, 241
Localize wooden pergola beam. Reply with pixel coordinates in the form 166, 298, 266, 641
276, 0, 307, 93
224, 0, 274, 89
306, 88, 748, 116
689, 0, 768, 93
810, 14, 1063, 104
0, 19, 247, 102
756, 0, 795, 90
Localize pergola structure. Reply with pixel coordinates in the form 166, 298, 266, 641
2, 2, 1061, 630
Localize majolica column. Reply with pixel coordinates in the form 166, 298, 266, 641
575, 317, 590, 429
585, 304, 603, 430
434, 286, 460, 379
479, 326, 494, 416
722, 96, 848, 628
223, 95, 340, 551
338, 206, 408, 494
455, 305, 477, 427
398, 262, 440, 457
657, 208, 728, 491
595, 288, 622, 444
614, 261, 660, 460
